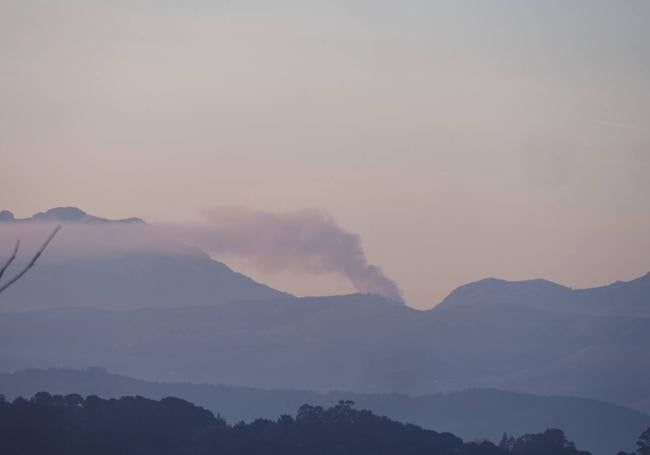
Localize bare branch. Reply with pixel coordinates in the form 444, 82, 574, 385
0, 225, 61, 295
0, 240, 20, 283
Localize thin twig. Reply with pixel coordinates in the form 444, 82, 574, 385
0, 240, 20, 283
0, 225, 61, 295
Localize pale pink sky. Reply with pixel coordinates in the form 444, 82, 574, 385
2, 1, 649, 308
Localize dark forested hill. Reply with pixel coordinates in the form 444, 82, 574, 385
0, 392, 594, 455
0, 368, 646, 455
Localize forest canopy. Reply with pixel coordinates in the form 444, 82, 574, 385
0, 392, 597, 455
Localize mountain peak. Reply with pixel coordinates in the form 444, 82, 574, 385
1, 207, 145, 225
33, 207, 89, 222
437, 277, 572, 310
437, 273, 650, 316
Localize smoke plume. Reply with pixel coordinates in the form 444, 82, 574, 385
0, 207, 403, 301
166, 207, 403, 301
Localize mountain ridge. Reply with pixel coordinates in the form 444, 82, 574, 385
3, 207, 644, 314
0, 207, 145, 225
436, 273, 650, 316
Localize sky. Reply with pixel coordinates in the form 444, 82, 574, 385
1, 0, 649, 309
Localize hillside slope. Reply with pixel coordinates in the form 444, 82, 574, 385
0, 207, 291, 310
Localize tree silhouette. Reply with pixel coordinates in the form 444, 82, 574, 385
637, 427, 650, 455
0, 393, 594, 455
507, 429, 590, 455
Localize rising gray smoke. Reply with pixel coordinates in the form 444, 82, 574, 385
166, 207, 403, 302
0, 207, 403, 301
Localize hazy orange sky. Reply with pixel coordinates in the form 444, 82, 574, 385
2, 1, 649, 308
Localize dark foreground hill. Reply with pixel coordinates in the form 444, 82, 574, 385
0, 368, 646, 455
0, 392, 593, 455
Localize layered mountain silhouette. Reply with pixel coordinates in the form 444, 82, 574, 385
1, 279, 648, 412
1, 367, 646, 455
1, 208, 648, 435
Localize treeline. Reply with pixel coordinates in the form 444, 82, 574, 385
0, 392, 641, 455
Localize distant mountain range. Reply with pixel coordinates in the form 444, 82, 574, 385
439, 274, 650, 317
1, 208, 648, 433
0, 367, 646, 455
0, 207, 145, 224
1, 279, 648, 411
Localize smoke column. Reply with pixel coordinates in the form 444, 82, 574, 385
167, 207, 403, 302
